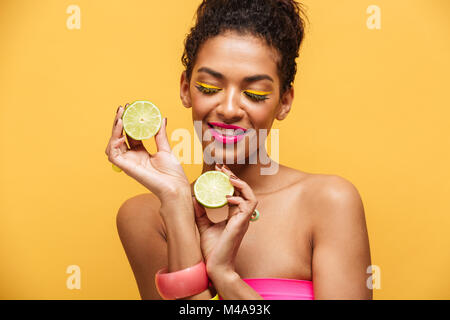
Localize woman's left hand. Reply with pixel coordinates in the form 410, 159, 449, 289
192, 164, 258, 280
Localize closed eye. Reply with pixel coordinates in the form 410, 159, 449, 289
194, 81, 270, 101
243, 90, 269, 102
195, 81, 222, 95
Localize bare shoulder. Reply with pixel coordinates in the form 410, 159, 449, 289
273, 165, 363, 209
300, 172, 367, 234
116, 193, 166, 240
304, 173, 363, 205
118, 192, 161, 214
283, 168, 365, 219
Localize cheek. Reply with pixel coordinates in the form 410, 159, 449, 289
190, 91, 215, 120
246, 103, 278, 129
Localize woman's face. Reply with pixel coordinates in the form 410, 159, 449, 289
180, 31, 293, 165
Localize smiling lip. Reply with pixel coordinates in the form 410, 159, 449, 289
207, 122, 247, 144
208, 122, 247, 132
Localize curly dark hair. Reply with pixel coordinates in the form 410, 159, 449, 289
181, 0, 308, 95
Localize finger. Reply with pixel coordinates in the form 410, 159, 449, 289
107, 106, 124, 156
155, 117, 171, 153
192, 195, 207, 219
222, 204, 252, 240
225, 195, 256, 218
112, 136, 128, 154
126, 133, 145, 149
192, 196, 212, 233
111, 116, 129, 153
110, 154, 127, 173
225, 196, 246, 218
213, 164, 241, 197
225, 195, 245, 206
112, 115, 123, 137
112, 105, 123, 133
225, 173, 257, 203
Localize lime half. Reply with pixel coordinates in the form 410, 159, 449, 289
112, 163, 122, 172
122, 101, 162, 140
194, 171, 235, 208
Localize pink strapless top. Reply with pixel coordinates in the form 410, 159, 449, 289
218, 278, 314, 300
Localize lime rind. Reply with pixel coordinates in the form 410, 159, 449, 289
122, 100, 162, 140
194, 171, 235, 208
112, 163, 122, 172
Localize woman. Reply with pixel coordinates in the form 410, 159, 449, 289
105, 0, 372, 300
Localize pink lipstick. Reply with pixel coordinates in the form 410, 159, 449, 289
207, 122, 247, 144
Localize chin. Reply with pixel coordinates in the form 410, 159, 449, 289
202, 137, 260, 166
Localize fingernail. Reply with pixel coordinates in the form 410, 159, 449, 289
226, 195, 232, 198
230, 174, 238, 180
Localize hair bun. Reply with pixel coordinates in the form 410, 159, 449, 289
182, 0, 308, 93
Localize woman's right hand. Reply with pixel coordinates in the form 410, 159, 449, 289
105, 104, 190, 201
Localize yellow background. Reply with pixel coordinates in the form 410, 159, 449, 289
1, 0, 449, 299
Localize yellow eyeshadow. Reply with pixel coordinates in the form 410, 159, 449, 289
195, 81, 222, 90
244, 89, 272, 95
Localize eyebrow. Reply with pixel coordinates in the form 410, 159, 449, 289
197, 67, 274, 83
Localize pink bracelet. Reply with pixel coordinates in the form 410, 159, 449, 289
155, 261, 210, 300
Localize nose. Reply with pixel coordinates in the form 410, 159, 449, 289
215, 87, 243, 123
